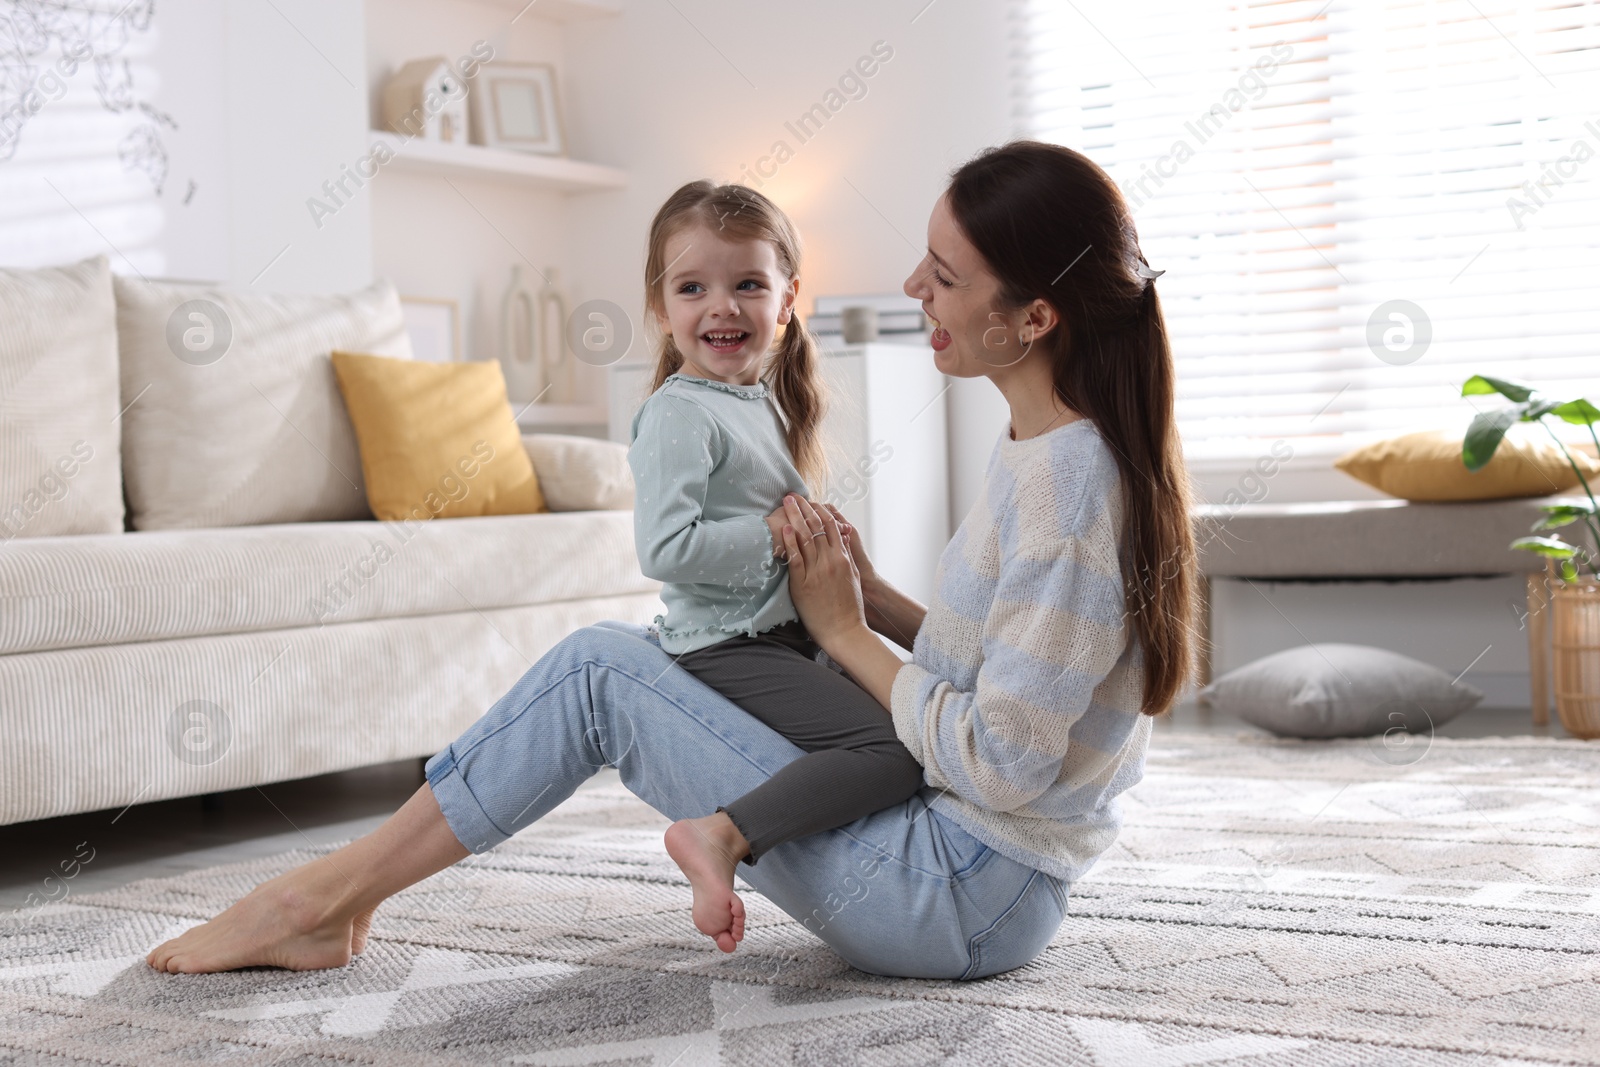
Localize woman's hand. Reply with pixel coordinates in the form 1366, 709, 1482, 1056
779, 494, 868, 646
769, 499, 855, 564
820, 503, 878, 590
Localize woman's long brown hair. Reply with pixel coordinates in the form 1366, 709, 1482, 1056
946, 141, 1197, 716
643, 181, 829, 494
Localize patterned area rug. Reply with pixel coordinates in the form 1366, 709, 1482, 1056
2, 733, 1597, 1066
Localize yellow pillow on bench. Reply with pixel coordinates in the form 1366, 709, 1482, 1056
331, 351, 545, 521
1335, 429, 1599, 502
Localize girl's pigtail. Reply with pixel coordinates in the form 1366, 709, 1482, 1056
649, 334, 688, 395
765, 312, 830, 497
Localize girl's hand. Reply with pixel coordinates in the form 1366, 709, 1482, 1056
780, 494, 867, 646
765, 505, 790, 561
820, 503, 878, 589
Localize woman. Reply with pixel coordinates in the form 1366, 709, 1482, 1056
145, 140, 1195, 982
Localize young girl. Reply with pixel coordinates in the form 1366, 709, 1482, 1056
627, 181, 925, 953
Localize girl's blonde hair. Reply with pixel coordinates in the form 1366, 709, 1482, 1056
643, 181, 829, 494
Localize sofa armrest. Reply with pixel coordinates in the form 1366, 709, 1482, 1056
522, 433, 634, 511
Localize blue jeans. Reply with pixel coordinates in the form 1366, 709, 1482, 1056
423, 621, 1070, 980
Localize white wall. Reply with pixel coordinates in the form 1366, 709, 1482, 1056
222, 0, 373, 292
559, 0, 1015, 506
0, 0, 372, 292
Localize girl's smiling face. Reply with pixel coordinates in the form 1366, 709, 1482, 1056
653, 222, 799, 386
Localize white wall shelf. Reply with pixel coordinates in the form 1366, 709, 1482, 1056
515, 402, 609, 428
369, 132, 627, 192
471, 0, 621, 21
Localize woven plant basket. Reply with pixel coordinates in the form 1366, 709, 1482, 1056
1553, 574, 1600, 739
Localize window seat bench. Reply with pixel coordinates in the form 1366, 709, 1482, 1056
1191, 496, 1584, 722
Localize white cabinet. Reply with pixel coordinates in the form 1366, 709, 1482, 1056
812, 343, 949, 608
608, 342, 950, 607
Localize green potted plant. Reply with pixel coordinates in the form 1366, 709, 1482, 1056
1462, 375, 1599, 737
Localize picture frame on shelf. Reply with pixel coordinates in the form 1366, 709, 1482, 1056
470, 62, 565, 156
400, 296, 461, 362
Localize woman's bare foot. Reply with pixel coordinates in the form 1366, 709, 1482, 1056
145, 862, 364, 974
146, 782, 470, 975
663, 813, 750, 953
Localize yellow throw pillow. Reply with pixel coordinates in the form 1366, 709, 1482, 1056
1335, 429, 1599, 502
330, 351, 545, 521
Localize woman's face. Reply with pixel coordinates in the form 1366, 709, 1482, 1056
902, 193, 1033, 379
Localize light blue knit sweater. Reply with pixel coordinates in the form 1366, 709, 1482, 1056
889, 417, 1150, 883
627, 372, 809, 655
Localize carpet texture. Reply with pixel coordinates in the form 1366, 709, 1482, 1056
2, 733, 1597, 1066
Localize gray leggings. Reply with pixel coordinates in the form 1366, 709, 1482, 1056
674, 619, 926, 863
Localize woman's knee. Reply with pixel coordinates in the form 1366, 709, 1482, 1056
545, 623, 650, 674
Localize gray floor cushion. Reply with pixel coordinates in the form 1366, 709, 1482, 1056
1199, 643, 1483, 738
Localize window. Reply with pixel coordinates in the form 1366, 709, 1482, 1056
1013, 0, 1600, 463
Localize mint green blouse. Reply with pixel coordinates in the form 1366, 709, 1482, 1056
626, 372, 810, 654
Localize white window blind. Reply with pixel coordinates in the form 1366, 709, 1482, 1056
1012, 0, 1600, 461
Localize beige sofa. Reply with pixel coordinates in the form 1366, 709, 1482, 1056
0, 257, 662, 826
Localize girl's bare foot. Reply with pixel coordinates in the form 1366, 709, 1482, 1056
145, 863, 363, 974
663, 813, 749, 953
351, 906, 376, 955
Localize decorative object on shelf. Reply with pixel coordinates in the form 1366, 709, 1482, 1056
1460, 374, 1600, 736
382, 58, 471, 144
499, 265, 543, 402
399, 296, 460, 362
840, 305, 879, 344
809, 293, 925, 343
471, 62, 564, 155
537, 267, 573, 403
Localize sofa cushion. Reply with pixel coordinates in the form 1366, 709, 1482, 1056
0, 256, 124, 539
521, 433, 633, 511
0, 511, 657, 656
331, 350, 545, 520
114, 276, 412, 530
1335, 428, 1598, 501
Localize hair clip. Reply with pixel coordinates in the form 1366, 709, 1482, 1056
1135, 263, 1165, 280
